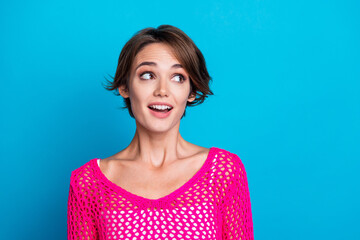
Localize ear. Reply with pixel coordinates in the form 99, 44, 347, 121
118, 85, 130, 98
187, 92, 196, 103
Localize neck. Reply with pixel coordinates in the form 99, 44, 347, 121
124, 120, 189, 169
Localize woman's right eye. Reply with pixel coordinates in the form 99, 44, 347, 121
140, 72, 153, 80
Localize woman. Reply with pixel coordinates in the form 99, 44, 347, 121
67, 24, 254, 240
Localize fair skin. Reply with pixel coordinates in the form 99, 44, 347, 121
100, 42, 210, 200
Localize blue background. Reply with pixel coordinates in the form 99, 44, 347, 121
1, 0, 359, 239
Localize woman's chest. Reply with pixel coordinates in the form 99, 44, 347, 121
102, 157, 206, 200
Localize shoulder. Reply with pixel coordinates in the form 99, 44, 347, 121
69, 158, 98, 191
212, 147, 247, 179
213, 147, 244, 166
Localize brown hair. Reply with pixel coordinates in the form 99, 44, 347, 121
102, 24, 214, 119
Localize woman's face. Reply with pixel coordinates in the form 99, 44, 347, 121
119, 42, 196, 132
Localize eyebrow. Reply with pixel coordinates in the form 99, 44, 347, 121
135, 62, 183, 71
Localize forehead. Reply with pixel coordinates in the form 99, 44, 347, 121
134, 43, 179, 64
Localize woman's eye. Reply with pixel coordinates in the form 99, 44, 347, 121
140, 72, 153, 80
173, 74, 186, 83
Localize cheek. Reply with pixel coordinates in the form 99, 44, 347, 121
172, 88, 191, 106
129, 83, 152, 107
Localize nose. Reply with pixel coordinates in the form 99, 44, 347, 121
154, 77, 169, 97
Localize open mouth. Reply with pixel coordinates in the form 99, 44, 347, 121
148, 106, 173, 113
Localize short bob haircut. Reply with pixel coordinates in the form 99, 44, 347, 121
103, 24, 214, 119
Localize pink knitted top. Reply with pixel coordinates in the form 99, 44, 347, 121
67, 147, 254, 240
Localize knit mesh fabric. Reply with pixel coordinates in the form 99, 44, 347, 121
67, 147, 254, 239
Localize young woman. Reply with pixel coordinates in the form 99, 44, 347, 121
67, 24, 254, 240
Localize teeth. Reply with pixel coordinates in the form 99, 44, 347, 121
149, 105, 172, 110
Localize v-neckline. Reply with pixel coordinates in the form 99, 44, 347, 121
92, 147, 216, 203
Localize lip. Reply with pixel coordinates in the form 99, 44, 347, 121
147, 102, 173, 108
148, 106, 173, 119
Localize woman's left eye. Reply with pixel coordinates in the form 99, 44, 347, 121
173, 74, 186, 83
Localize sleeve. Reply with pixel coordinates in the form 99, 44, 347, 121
67, 179, 98, 240
221, 153, 254, 240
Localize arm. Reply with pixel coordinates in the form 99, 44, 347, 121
221, 153, 254, 240
67, 182, 98, 240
